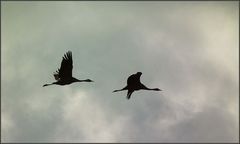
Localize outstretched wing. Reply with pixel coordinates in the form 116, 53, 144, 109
53, 51, 73, 81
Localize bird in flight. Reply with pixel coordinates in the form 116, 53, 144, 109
43, 51, 93, 87
113, 72, 161, 99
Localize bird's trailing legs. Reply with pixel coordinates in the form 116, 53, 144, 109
113, 86, 127, 93
113, 86, 133, 100
43, 82, 56, 87
141, 84, 162, 91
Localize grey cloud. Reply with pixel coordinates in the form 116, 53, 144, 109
1, 1, 238, 142
168, 106, 238, 142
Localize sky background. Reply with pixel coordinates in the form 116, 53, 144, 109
1, 1, 239, 143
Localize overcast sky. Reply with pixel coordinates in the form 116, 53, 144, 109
1, 1, 239, 143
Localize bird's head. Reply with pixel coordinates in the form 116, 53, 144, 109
85, 79, 94, 82
153, 88, 162, 91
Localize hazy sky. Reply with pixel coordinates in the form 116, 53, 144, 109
1, 1, 239, 143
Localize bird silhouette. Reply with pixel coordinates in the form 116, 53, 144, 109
43, 51, 93, 87
113, 72, 161, 99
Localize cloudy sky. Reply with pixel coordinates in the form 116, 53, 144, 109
1, 1, 239, 143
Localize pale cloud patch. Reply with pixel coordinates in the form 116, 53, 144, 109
52, 90, 131, 142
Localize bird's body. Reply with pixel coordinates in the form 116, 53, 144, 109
43, 51, 93, 87
113, 72, 161, 99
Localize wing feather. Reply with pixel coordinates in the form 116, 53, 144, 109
53, 51, 73, 81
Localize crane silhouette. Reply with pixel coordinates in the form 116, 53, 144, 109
113, 72, 162, 99
43, 51, 93, 87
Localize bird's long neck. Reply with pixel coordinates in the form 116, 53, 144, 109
72, 77, 84, 82
144, 88, 160, 91
141, 85, 160, 91
77, 79, 90, 82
